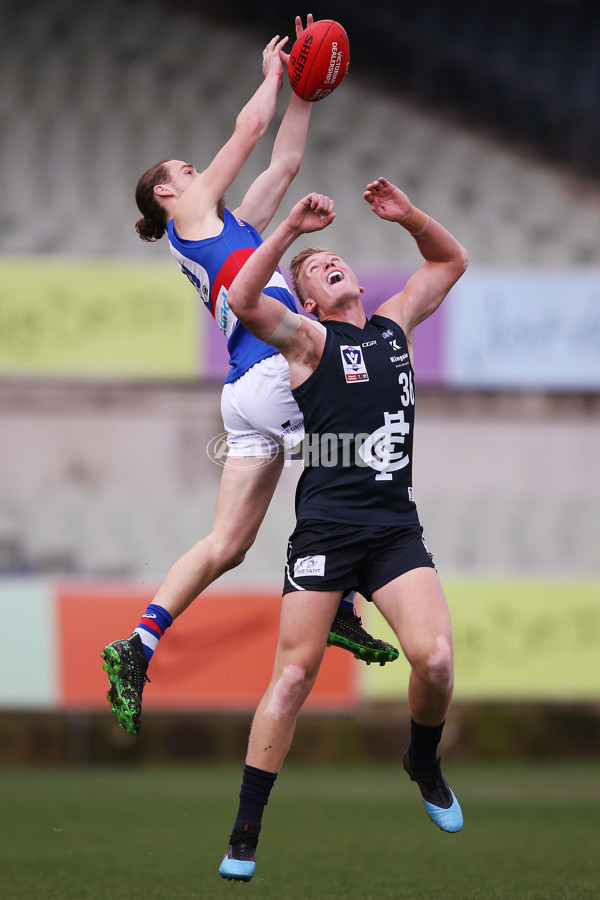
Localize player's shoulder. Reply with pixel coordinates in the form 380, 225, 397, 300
370, 309, 408, 337
369, 313, 408, 342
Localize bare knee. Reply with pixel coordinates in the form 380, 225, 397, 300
207, 533, 254, 573
266, 665, 307, 717
220, 544, 248, 571
415, 635, 454, 693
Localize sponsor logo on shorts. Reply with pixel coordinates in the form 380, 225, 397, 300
278, 420, 304, 439
294, 555, 326, 578
340, 345, 369, 382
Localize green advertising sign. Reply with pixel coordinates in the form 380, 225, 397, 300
0, 259, 198, 378
360, 579, 600, 701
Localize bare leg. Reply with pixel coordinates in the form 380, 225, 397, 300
245, 589, 343, 772
101, 454, 285, 735
152, 453, 284, 620
372, 567, 454, 726
373, 567, 462, 832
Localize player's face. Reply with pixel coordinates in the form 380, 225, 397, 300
301, 251, 361, 313
163, 160, 200, 196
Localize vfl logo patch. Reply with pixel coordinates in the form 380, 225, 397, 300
294, 555, 326, 578
340, 345, 369, 382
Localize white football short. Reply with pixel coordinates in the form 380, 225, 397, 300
221, 353, 305, 457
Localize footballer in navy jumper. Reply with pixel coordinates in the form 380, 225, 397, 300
219, 177, 469, 879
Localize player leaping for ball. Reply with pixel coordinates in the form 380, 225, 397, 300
101, 15, 399, 738
218, 179, 468, 881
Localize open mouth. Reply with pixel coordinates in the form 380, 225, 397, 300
327, 270, 344, 285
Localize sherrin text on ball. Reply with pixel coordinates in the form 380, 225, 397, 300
288, 19, 350, 102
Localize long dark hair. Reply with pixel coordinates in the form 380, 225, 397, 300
135, 160, 170, 241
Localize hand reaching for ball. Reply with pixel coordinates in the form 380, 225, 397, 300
287, 193, 336, 234
363, 177, 412, 222
279, 15, 314, 67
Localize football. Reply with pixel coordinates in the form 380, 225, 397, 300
288, 19, 350, 102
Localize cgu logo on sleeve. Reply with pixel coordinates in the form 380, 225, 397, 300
340, 345, 369, 382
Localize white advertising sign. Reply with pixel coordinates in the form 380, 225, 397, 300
448, 270, 600, 388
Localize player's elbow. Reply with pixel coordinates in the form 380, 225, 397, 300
263, 155, 302, 196
226, 283, 246, 317
447, 245, 469, 286
236, 107, 270, 144
277, 150, 303, 182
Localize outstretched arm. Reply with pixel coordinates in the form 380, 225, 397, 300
227, 193, 335, 379
236, 16, 315, 234
174, 34, 289, 236
364, 177, 468, 336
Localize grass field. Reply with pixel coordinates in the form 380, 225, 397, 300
2, 762, 598, 899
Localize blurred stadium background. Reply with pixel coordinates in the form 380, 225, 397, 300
1, 0, 599, 769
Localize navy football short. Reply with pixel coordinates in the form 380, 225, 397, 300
283, 519, 435, 600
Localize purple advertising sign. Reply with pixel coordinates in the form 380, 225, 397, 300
357, 270, 446, 385
200, 268, 448, 385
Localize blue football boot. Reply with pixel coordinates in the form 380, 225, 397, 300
403, 749, 463, 833
219, 826, 259, 882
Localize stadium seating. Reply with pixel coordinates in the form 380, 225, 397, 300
1, 442, 598, 580
2, 0, 600, 264
1, 0, 599, 582
0, 404, 600, 585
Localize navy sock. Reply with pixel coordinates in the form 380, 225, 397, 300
408, 718, 445, 768
338, 590, 357, 613
134, 603, 173, 663
233, 764, 278, 833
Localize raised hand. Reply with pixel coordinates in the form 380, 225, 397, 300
363, 177, 412, 223
287, 192, 336, 234
262, 34, 290, 84
279, 14, 314, 66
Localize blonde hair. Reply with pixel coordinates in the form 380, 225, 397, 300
289, 246, 331, 305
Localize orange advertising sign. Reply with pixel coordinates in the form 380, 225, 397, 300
56, 584, 357, 712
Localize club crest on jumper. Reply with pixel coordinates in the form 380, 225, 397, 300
358, 411, 410, 480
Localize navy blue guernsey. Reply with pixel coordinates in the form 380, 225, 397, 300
292, 315, 420, 527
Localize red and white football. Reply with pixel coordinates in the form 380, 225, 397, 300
288, 19, 350, 102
